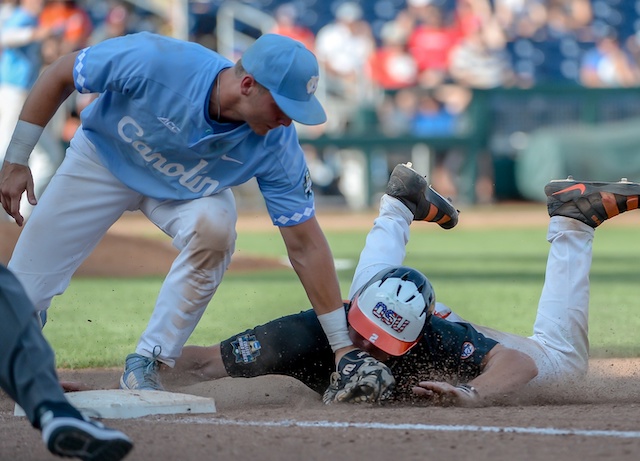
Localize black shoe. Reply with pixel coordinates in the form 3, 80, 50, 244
41, 412, 133, 461
385, 163, 459, 229
545, 176, 640, 228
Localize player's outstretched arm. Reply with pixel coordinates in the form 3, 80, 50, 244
412, 345, 538, 406
279, 217, 351, 359
280, 218, 395, 403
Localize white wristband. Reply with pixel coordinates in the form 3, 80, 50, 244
4, 120, 44, 166
317, 308, 353, 353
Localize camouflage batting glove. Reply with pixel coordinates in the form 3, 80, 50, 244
322, 350, 395, 404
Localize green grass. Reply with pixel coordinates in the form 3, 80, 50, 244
43, 224, 640, 368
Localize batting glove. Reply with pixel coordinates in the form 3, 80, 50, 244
322, 349, 395, 404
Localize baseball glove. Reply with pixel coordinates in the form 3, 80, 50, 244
322, 349, 395, 404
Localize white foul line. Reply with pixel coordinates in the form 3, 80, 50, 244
171, 417, 640, 439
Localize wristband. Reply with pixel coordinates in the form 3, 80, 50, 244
456, 383, 479, 399
317, 308, 352, 353
4, 120, 44, 166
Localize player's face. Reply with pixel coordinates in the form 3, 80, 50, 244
244, 84, 293, 136
348, 326, 391, 362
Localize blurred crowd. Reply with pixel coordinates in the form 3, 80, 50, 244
256, 0, 640, 203
189, 0, 640, 137
2, 0, 640, 212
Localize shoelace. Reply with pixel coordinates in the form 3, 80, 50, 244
141, 345, 163, 389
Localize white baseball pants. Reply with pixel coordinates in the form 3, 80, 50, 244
8, 129, 237, 366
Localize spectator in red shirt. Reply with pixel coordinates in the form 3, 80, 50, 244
270, 3, 315, 52
407, 4, 459, 87
39, 0, 92, 64
368, 21, 418, 91
451, 0, 485, 39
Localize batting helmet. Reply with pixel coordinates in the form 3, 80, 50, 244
347, 266, 435, 356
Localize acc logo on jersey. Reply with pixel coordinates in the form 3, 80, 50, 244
460, 341, 475, 359
157, 116, 181, 134
231, 334, 262, 363
306, 76, 319, 94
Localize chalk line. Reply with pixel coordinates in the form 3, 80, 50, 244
167, 417, 640, 439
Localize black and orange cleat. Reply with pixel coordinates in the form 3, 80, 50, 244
545, 176, 640, 228
386, 163, 459, 229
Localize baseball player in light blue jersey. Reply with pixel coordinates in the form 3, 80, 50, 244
0, 32, 394, 399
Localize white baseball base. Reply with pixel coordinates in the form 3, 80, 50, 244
14, 390, 216, 419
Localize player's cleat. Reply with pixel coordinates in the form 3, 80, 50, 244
545, 176, 640, 228
119, 352, 164, 391
41, 411, 133, 461
386, 163, 459, 229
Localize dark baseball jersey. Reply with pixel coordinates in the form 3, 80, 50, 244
220, 306, 498, 399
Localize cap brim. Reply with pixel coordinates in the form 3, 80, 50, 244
271, 92, 327, 126
348, 304, 417, 356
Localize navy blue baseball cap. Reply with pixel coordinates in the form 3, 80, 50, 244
242, 34, 327, 126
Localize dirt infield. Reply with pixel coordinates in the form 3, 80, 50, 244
2, 208, 640, 460
2, 362, 640, 461
0, 212, 288, 276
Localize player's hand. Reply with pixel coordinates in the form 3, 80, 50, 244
60, 381, 94, 392
0, 161, 35, 227
323, 349, 395, 404
412, 381, 481, 407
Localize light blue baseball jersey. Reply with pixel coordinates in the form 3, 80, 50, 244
73, 32, 315, 226
0, 8, 41, 89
